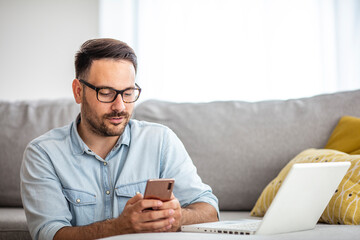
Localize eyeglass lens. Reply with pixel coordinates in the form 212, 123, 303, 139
98, 88, 140, 103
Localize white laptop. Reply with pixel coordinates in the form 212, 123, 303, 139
182, 162, 350, 235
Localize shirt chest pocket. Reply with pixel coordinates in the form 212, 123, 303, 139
63, 188, 97, 226
115, 181, 147, 213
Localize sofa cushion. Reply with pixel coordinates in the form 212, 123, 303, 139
325, 116, 360, 154
0, 99, 79, 207
0, 208, 31, 240
133, 89, 360, 210
251, 148, 360, 225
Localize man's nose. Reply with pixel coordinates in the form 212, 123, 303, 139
111, 93, 126, 111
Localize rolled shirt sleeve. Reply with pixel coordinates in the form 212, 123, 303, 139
21, 142, 72, 240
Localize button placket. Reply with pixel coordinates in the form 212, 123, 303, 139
102, 160, 112, 219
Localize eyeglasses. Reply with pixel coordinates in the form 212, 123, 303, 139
79, 79, 141, 103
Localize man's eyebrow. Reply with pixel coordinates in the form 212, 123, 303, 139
97, 84, 135, 90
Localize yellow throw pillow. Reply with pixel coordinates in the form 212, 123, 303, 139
325, 115, 360, 155
251, 148, 360, 225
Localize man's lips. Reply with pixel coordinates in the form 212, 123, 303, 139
105, 112, 129, 125
108, 116, 124, 124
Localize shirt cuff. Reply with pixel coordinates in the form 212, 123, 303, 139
39, 222, 71, 240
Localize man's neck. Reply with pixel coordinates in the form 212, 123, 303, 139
77, 121, 120, 160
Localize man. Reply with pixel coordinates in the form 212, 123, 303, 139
20, 38, 219, 240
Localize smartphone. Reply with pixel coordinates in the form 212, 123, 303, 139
143, 178, 175, 201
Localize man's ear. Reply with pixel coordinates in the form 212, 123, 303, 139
72, 79, 83, 104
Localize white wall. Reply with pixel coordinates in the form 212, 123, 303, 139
0, 0, 99, 101
99, 0, 360, 103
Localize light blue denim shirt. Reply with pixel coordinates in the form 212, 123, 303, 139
20, 117, 219, 240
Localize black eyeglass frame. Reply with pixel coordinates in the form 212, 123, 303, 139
79, 79, 141, 103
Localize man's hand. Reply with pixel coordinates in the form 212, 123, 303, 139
114, 193, 177, 233
54, 193, 217, 240
156, 193, 182, 231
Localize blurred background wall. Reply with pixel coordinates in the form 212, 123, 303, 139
0, 0, 359, 102
0, 0, 99, 101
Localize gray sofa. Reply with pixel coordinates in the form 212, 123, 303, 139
1, 90, 360, 240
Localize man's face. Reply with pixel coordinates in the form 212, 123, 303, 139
80, 59, 136, 137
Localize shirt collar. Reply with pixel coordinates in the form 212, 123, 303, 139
70, 114, 88, 155
70, 114, 131, 155
118, 121, 131, 147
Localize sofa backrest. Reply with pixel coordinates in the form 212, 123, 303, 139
133, 89, 360, 211
0, 99, 80, 207
2, 90, 360, 210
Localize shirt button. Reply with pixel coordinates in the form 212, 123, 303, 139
106, 190, 110, 195
76, 198, 81, 203
103, 162, 107, 166
115, 144, 119, 148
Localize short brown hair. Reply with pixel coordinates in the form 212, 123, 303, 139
75, 38, 137, 79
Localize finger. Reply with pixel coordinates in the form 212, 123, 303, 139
134, 199, 163, 212
158, 198, 180, 210
139, 217, 175, 231
142, 209, 175, 222
126, 192, 143, 206
170, 192, 175, 199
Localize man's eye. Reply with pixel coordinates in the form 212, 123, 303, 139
99, 89, 114, 96
124, 90, 135, 97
